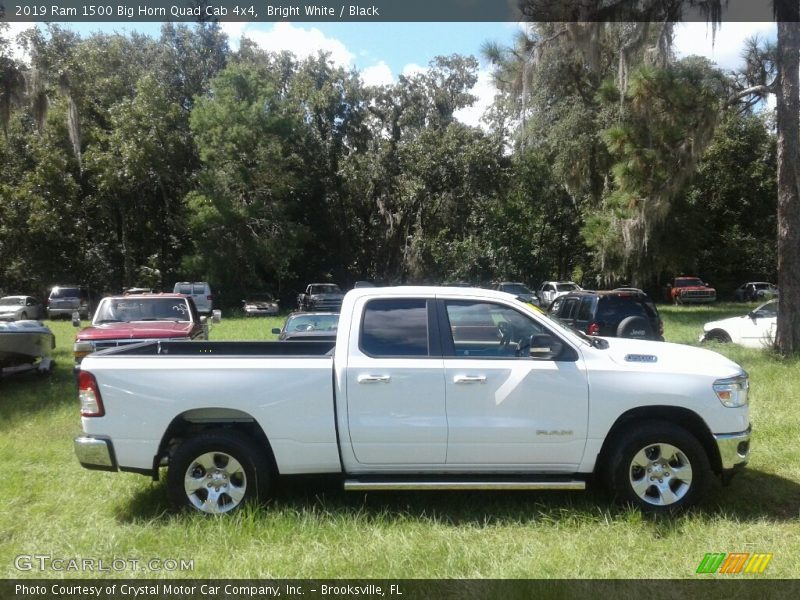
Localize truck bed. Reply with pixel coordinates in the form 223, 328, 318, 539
79, 340, 340, 475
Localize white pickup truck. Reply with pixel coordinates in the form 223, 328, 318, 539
74, 287, 751, 514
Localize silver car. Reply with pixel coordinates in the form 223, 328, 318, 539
0, 296, 45, 321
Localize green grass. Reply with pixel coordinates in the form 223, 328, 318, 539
0, 306, 798, 579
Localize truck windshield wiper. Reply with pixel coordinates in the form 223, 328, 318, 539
97, 319, 123, 323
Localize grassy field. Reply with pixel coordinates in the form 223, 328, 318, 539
0, 303, 798, 579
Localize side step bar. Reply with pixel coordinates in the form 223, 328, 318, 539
344, 479, 586, 491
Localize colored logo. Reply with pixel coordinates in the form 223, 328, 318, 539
696, 552, 772, 574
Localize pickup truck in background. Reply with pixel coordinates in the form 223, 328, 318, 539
297, 283, 345, 312
74, 287, 751, 515
72, 294, 219, 368
666, 276, 717, 304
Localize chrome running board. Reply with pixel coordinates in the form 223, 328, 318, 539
343, 479, 586, 491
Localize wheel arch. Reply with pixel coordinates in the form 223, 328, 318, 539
594, 406, 722, 477
157, 408, 279, 477
706, 328, 733, 343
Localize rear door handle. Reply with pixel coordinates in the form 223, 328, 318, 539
453, 375, 487, 384
357, 374, 391, 384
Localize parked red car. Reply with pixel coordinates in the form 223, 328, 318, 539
666, 276, 716, 304
73, 294, 217, 368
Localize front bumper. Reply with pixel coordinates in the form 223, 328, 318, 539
713, 425, 751, 470
244, 308, 279, 316
74, 436, 117, 471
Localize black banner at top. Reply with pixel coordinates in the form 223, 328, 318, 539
0, 0, 787, 23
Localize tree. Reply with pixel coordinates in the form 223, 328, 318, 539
516, 0, 800, 354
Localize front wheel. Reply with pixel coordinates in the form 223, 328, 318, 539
606, 421, 710, 513
167, 430, 272, 514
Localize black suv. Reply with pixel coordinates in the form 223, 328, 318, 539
548, 289, 664, 341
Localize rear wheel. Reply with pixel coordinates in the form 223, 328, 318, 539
167, 430, 271, 514
606, 421, 710, 513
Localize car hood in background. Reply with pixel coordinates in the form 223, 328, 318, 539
77, 322, 195, 341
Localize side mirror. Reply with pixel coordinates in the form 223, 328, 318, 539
528, 334, 564, 360
71, 311, 81, 327
271, 328, 281, 335
211, 310, 222, 324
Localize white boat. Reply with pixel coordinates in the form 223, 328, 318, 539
0, 320, 55, 375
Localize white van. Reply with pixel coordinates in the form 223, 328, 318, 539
173, 282, 213, 315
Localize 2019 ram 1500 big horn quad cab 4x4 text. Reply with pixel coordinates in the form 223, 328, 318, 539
74, 287, 751, 515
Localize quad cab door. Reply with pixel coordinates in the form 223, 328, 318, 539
439, 298, 589, 470
344, 297, 447, 466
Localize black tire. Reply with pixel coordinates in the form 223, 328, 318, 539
167, 430, 272, 514
616, 316, 654, 340
706, 329, 732, 344
606, 420, 710, 514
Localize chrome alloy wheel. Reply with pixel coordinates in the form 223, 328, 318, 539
184, 452, 247, 514
628, 443, 693, 506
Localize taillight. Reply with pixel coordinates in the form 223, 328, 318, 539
587, 323, 600, 336
78, 371, 105, 417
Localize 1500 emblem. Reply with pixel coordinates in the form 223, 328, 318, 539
625, 354, 658, 363
536, 430, 573, 436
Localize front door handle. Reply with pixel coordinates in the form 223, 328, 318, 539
453, 375, 487, 384
357, 374, 392, 384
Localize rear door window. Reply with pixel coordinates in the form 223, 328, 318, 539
360, 299, 430, 357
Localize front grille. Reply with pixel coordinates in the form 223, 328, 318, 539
313, 300, 342, 310
92, 338, 162, 352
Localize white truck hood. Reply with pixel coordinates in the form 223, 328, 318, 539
599, 337, 744, 378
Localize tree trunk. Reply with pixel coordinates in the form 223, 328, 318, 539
775, 14, 800, 355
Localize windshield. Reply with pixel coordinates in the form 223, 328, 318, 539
94, 298, 191, 323
753, 301, 778, 318
502, 283, 532, 295
556, 283, 580, 292
309, 285, 341, 295
247, 294, 274, 302
0, 297, 24, 305
675, 278, 703, 287
286, 314, 339, 332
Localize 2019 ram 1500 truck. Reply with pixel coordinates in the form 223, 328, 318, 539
74, 287, 751, 515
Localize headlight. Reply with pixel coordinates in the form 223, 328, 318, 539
73, 341, 95, 362
713, 374, 749, 408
